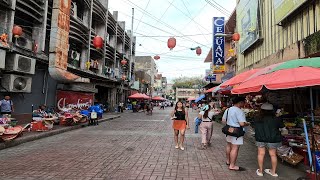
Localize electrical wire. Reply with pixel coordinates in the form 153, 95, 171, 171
134, 0, 151, 32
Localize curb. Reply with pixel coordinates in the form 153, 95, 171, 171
0, 115, 121, 150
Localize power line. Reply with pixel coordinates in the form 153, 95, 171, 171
134, 0, 151, 32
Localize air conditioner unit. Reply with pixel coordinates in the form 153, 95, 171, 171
70, 50, 80, 61
114, 68, 119, 78
14, 35, 33, 51
5, 54, 36, 74
1, 74, 32, 93
71, 1, 77, 18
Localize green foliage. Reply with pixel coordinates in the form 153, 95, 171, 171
172, 76, 206, 90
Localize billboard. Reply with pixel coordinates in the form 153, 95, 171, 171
212, 17, 225, 73
237, 0, 260, 53
56, 90, 94, 110
274, 0, 307, 23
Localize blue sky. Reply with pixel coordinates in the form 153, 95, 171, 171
109, 0, 236, 82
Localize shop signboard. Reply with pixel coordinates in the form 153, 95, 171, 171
212, 17, 225, 74
205, 69, 216, 81
56, 90, 94, 110
274, 0, 307, 23
237, 0, 260, 53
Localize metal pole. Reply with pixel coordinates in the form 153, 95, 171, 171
130, 8, 134, 80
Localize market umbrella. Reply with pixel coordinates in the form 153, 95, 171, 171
220, 69, 261, 88
141, 94, 151, 100
152, 96, 165, 101
232, 67, 320, 94
128, 93, 146, 99
195, 94, 205, 103
270, 57, 320, 72
187, 97, 196, 101
205, 87, 216, 93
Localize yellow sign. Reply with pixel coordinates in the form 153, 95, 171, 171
213, 65, 225, 74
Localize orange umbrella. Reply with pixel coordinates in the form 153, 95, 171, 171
220, 69, 261, 88
128, 93, 146, 99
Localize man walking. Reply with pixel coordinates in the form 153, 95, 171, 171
0, 95, 14, 115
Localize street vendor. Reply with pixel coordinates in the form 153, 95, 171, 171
0, 95, 14, 115
35, 104, 49, 117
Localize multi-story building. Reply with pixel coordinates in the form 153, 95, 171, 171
0, 0, 135, 122
134, 56, 157, 95
175, 88, 198, 102
236, 0, 320, 73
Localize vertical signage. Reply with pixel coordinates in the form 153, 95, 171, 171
212, 17, 225, 74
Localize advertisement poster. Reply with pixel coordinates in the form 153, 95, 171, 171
212, 17, 225, 73
237, 0, 260, 53
213, 65, 225, 74
56, 90, 94, 110
274, 0, 307, 23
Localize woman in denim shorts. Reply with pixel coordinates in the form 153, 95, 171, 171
254, 103, 284, 177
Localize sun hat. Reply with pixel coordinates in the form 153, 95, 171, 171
261, 103, 274, 110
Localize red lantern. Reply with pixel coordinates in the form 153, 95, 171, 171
154, 55, 160, 60
121, 59, 127, 65
12, 25, 23, 38
232, 33, 240, 41
167, 37, 176, 50
93, 35, 103, 49
196, 47, 202, 56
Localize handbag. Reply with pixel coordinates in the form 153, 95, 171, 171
221, 109, 245, 138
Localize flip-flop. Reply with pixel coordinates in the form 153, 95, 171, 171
229, 167, 246, 171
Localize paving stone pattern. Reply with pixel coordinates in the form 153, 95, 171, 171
0, 108, 305, 180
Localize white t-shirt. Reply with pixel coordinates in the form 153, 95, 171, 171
199, 111, 216, 122
222, 106, 246, 127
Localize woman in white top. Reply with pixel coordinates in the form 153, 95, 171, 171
198, 105, 218, 149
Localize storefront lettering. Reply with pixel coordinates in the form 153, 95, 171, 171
57, 98, 92, 110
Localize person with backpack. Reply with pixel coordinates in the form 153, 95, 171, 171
198, 104, 217, 149
254, 102, 283, 177
0, 95, 14, 115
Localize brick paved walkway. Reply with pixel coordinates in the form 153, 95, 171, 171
0, 108, 305, 180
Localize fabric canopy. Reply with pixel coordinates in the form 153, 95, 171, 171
187, 97, 196, 101
152, 96, 165, 101
195, 94, 205, 103
232, 67, 320, 94
205, 87, 216, 93
128, 93, 149, 99
220, 69, 261, 88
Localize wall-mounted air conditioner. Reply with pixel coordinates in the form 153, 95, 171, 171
114, 68, 119, 78
5, 54, 36, 74
70, 50, 80, 61
105, 67, 112, 74
14, 35, 33, 51
1, 74, 32, 93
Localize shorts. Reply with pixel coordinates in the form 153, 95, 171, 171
226, 136, 243, 145
256, 142, 282, 149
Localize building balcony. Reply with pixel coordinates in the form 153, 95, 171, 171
93, 0, 106, 22
105, 43, 115, 64
69, 16, 89, 46
16, 0, 44, 24
107, 12, 117, 34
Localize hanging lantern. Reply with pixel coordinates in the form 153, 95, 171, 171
154, 55, 160, 60
93, 35, 103, 49
196, 47, 202, 56
12, 25, 23, 38
167, 37, 176, 50
121, 59, 127, 65
232, 33, 240, 41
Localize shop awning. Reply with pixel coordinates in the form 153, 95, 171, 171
220, 69, 261, 88
128, 93, 149, 99
205, 87, 216, 93
195, 94, 205, 103
212, 84, 232, 95
232, 58, 320, 94
152, 96, 165, 101
221, 71, 235, 83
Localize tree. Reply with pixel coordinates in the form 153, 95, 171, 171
172, 76, 207, 90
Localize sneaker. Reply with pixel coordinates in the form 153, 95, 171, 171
256, 169, 263, 177
175, 145, 179, 149
180, 146, 185, 151
264, 169, 278, 177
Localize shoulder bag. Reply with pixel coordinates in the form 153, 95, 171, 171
221, 109, 245, 138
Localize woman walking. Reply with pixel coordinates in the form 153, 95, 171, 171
198, 105, 216, 149
254, 102, 283, 177
171, 101, 189, 150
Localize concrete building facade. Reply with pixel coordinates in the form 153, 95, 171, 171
0, 0, 135, 122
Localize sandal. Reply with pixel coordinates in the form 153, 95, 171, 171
175, 145, 179, 149
229, 167, 246, 171
264, 169, 278, 177
256, 169, 263, 177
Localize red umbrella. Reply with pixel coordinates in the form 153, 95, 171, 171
128, 93, 146, 99
152, 96, 165, 101
232, 67, 320, 94
205, 87, 216, 93
141, 94, 151, 100
220, 69, 261, 88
